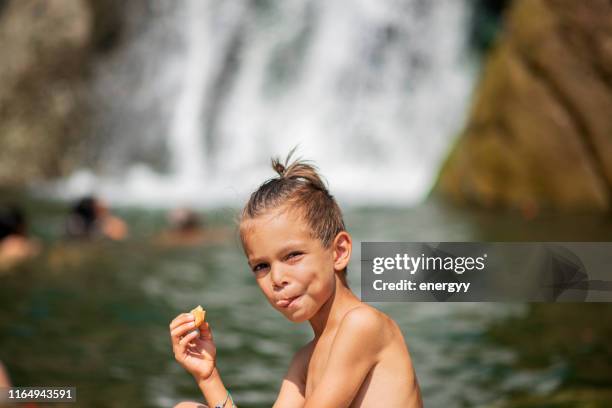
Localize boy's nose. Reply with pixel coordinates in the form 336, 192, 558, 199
270, 264, 289, 289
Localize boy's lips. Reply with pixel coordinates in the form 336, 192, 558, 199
276, 295, 302, 308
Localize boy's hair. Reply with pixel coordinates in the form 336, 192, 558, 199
240, 151, 348, 278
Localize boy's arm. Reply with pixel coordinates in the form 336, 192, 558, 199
170, 314, 235, 407
195, 368, 233, 407
273, 344, 309, 408
303, 308, 385, 408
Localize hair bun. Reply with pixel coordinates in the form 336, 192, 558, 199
269, 148, 328, 194
272, 160, 286, 177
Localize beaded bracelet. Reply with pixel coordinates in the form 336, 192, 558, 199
214, 390, 235, 408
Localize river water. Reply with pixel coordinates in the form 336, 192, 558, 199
2, 200, 611, 407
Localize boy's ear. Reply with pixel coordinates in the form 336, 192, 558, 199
332, 231, 352, 271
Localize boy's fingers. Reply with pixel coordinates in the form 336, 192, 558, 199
170, 321, 196, 340
173, 331, 197, 357
200, 322, 213, 340
169, 313, 195, 330
179, 329, 200, 346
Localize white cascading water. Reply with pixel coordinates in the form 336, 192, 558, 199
51, 0, 476, 208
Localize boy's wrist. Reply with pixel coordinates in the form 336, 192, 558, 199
194, 367, 219, 387
195, 367, 233, 407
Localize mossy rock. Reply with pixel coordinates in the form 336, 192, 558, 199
436, 0, 612, 213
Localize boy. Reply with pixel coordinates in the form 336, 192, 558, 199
169, 154, 422, 407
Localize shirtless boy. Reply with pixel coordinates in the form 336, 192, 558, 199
170, 154, 422, 407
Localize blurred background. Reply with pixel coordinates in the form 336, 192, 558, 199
1, 0, 612, 407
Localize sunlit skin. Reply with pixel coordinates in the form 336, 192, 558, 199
95, 200, 128, 241
0, 361, 11, 388
169, 206, 422, 407
0, 235, 39, 270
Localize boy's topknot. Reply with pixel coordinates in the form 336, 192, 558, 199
241, 149, 346, 249
270, 152, 327, 193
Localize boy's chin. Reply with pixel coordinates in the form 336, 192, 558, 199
286, 314, 309, 323
280, 308, 311, 323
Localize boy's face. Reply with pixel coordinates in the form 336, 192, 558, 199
241, 207, 337, 323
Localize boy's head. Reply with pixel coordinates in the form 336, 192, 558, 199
239, 152, 351, 322
241, 153, 345, 250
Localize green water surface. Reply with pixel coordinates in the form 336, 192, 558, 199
1, 197, 611, 407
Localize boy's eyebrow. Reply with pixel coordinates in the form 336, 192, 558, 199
247, 255, 263, 268
274, 241, 307, 258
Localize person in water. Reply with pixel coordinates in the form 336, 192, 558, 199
65, 196, 128, 241
0, 360, 12, 406
169, 153, 422, 407
155, 208, 207, 247
0, 205, 39, 269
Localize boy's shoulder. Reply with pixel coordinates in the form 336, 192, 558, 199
336, 304, 395, 351
341, 304, 388, 330
291, 305, 397, 369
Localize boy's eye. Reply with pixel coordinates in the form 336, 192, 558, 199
285, 251, 304, 261
252, 263, 269, 273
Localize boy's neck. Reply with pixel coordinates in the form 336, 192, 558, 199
309, 275, 361, 339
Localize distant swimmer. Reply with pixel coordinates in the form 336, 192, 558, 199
65, 196, 128, 241
0, 360, 10, 388
155, 208, 207, 247
155, 208, 232, 247
0, 205, 39, 269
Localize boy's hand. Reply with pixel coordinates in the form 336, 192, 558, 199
170, 313, 216, 381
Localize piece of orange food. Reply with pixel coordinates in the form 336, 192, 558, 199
190, 305, 206, 328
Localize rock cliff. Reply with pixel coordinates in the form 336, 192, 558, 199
436, 0, 612, 213
0, 0, 122, 186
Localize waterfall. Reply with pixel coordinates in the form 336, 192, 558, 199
51, 0, 476, 208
